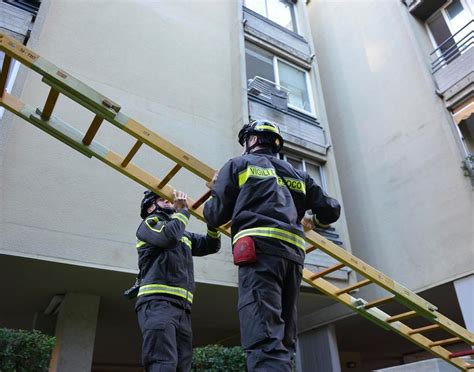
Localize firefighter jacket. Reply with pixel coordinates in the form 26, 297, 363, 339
203, 148, 341, 265
135, 208, 221, 310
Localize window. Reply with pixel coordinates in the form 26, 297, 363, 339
244, 0, 297, 33
0, 59, 20, 120
245, 43, 315, 114
278, 59, 311, 112
426, 0, 473, 64
279, 152, 326, 191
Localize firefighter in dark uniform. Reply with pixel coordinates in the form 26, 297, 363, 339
203, 120, 341, 371
134, 189, 221, 372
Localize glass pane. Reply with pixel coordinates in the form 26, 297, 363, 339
245, 44, 275, 82
446, 0, 473, 45
267, 0, 296, 31
427, 13, 453, 47
283, 154, 303, 170
446, 0, 464, 20
306, 162, 325, 190
244, 0, 267, 17
278, 61, 310, 112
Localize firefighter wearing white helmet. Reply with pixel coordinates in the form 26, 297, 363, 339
204, 119, 341, 371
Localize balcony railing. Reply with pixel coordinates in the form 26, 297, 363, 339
247, 76, 290, 110
430, 20, 473, 73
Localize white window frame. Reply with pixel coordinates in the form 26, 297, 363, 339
273, 56, 316, 116
425, 0, 473, 52
0, 60, 20, 120
244, 0, 299, 34
280, 152, 327, 191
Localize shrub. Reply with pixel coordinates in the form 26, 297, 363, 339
0, 328, 55, 372
192, 344, 246, 371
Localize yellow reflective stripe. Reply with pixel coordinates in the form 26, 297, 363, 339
136, 240, 146, 248
207, 229, 221, 239
171, 213, 189, 226
282, 177, 306, 194
238, 166, 277, 188
255, 125, 279, 134
138, 284, 193, 303
180, 236, 192, 249
145, 217, 165, 232
233, 227, 306, 252
238, 166, 305, 194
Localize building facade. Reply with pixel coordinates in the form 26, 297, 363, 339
307, 0, 473, 370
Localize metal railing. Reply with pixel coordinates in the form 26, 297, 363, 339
247, 76, 290, 110
431, 20, 473, 73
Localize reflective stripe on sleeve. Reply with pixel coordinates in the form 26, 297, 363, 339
180, 236, 192, 249
171, 212, 189, 226
207, 229, 221, 239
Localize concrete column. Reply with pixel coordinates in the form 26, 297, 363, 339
296, 324, 341, 372
454, 275, 474, 332
49, 293, 100, 372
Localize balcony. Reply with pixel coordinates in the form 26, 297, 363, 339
430, 20, 474, 109
404, 0, 446, 21
243, 6, 312, 65
247, 77, 329, 156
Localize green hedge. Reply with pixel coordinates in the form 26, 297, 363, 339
192, 344, 246, 371
0, 328, 55, 372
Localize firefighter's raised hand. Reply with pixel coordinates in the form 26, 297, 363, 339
173, 190, 188, 210
301, 212, 315, 232
206, 171, 219, 190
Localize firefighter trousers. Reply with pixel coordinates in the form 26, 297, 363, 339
137, 299, 192, 372
238, 253, 303, 371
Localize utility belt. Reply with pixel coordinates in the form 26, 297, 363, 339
232, 227, 306, 266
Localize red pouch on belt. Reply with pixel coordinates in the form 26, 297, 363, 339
233, 237, 257, 266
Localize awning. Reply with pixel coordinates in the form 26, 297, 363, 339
453, 97, 474, 124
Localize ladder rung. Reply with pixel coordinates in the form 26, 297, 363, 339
41, 88, 60, 120
386, 310, 418, 323
363, 296, 395, 309
158, 164, 182, 188
449, 349, 474, 358
121, 140, 143, 167
0, 54, 12, 96
191, 190, 212, 210
408, 324, 440, 335
305, 245, 318, 254
429, 337, 461, 347
82, 115, 104, 145
309, 263, 345, 281
335, 279, 371, 295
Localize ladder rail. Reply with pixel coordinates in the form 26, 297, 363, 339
302, 269, 472, 371
1, 33, 472, 370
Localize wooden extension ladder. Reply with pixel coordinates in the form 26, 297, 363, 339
0, 33, 472, 370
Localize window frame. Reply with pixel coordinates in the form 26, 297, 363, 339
279, 152, 327, 191
425, 0, 473, 51
0, 59, 20, 120
244, 0, 300, 34
273, 56, 316, 116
